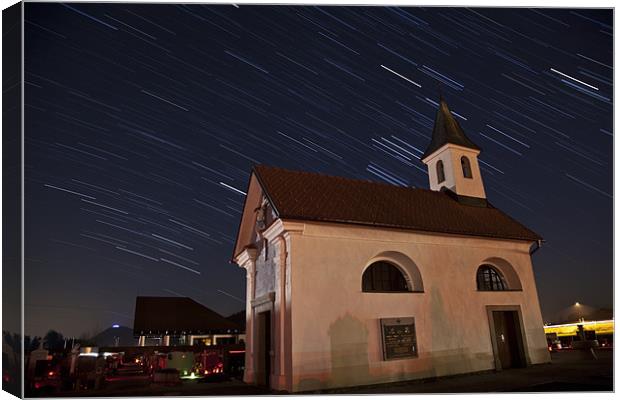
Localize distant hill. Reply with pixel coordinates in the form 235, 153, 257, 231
90, 326, 137, 347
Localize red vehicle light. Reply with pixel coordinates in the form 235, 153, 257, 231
48, 371, 55, 377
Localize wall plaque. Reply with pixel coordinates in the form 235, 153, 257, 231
380, 317, 418, 360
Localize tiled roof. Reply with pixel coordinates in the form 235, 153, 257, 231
422, 97, 481, 159
133, 297, 242, 335
253, 165, 542, 242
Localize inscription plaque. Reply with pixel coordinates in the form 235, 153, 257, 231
380, 317, 418, 360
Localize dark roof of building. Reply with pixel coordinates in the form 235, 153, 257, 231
226, 310, 246, 330
422, 97, 481, 159
133, 297, 242, 336
253, 165, 542, 242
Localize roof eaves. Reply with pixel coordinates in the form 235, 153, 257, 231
485, 200, 544, 241
278, 214, 541, 242
230, 168, 257, 263
252, 165, 282, 218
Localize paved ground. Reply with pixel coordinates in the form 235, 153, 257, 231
47, 349, 612, 396
310, 349, 613, 394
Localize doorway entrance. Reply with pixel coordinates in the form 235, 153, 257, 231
491, 310, 526, 369
256, 310, 272, 387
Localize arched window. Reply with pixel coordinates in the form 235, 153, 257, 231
436, 160, 445, 184
461, 156, 473, 179
476, 265, 508, 291
362, 261, 409, 292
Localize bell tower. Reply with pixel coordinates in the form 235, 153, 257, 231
421, 97, 486, 199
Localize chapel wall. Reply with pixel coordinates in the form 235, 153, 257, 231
287, 222, 549, 392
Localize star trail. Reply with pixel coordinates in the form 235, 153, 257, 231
23, 4, 612, 336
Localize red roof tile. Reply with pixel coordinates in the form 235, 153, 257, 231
253, 165, 542, 242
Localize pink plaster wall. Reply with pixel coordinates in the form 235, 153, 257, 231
287, 221, 550, 392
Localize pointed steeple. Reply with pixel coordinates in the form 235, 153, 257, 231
421, 97, 480, 160
421, 96, 487, 199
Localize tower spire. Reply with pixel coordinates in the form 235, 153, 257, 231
421, 96, 486, 200
421, 96, 480, 161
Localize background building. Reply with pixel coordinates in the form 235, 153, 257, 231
133, 297, 244, 347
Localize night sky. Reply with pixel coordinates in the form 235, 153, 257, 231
23, 3, 612, 337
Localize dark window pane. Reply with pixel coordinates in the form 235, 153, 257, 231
461, 156, 473, 178
362, 261, 409, 292
476, 265, 507, 291
437, 160, 445, 183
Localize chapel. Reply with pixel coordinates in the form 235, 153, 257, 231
232, 97, 549, 392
